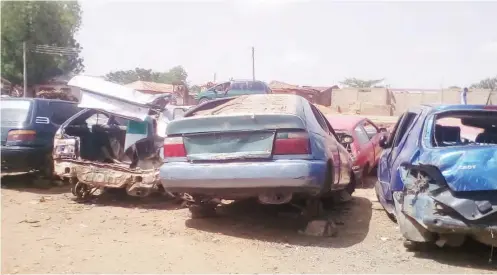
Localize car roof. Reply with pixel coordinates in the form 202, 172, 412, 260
192, 94, 304, 117
325, 115, 365, 130
413, 104, 496, 114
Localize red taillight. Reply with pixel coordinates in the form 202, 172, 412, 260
484, 105, 497, 110
6, 130, 36, 142
273, 131, 310, 155
163, 137, 186, 158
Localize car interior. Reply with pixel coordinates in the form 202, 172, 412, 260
433, 111, 497, 146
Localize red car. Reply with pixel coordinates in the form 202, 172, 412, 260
325, 115, 388, 184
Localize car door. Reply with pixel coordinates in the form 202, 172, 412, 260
310, 104, 351, 187
362, 119, 381, 164
378, 110, 420, 201
353, 124, 374, 170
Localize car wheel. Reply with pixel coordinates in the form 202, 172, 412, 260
189, 204, 217, 219
361, 163, 370, 187
403, 240, 431, 251
345, 172, 357, 195
198, 98, 210, 104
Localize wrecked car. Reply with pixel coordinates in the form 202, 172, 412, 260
159, 94, 356, 219
53, 76, 175, 199
325, 115, 388, 185
376, 104, 497, 250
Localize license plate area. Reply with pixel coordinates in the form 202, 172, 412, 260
183, 131, 276, 161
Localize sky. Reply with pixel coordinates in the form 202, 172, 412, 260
76, 0, 497, 88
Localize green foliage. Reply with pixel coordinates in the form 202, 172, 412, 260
340, 77, 385, 88
1, 1, 84, 85
470, 76, 497, 91
105, 66, 188, 85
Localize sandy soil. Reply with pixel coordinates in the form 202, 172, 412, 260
1, 174, 496, 273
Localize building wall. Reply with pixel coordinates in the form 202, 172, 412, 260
331, 87, 495, 116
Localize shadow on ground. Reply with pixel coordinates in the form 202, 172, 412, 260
1, 173, 71, 194
411, 238, 497, 270
185, 196, 373, 248
77, 189, 185, 211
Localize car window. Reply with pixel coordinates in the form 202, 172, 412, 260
0, 100, 32, 124
86, 113, 109, 127
363, 120, 379, 139
354, 126, 370, 145
49, 102, 80, 125
309, 104, 330, 133
250, 81, 266, 91
392, 112, 418, 148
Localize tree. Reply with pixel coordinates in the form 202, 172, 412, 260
105, 66, 188, 85
1, 1, 84, 88
470, 76, 497, 91
340, 77, 385, 88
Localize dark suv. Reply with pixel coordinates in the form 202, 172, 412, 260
1, 98, 80, 176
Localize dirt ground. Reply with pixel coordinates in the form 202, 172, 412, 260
1, 174, 496, 273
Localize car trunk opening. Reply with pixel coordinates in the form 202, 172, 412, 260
53, 109, 164, 197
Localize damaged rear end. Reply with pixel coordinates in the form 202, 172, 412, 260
394, 107, 497, 248
53, 76, 169, 199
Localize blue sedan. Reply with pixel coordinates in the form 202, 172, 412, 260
376, 104, 497, 249
159, 94, 356, 218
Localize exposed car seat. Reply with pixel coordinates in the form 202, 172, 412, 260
475, 128, 497, 144
435, 125, 461, 146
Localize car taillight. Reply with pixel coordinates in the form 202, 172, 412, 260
484, 105, 497, 110
274, 131, 310, 155
163, 136, 186, 157
6, 130, 36, 142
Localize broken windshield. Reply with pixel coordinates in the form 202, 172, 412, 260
432, 110, 497, 147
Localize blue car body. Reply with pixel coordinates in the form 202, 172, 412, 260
376, 104, 497, 247
159, 94, 354, 204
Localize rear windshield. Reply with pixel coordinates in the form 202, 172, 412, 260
432, 110, 497, 147
1, 100, 32, 125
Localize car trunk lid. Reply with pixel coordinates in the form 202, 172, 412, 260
165, 113, 307, 161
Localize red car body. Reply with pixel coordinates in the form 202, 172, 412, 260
325, 115, 388, 181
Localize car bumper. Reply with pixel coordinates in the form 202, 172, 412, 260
401, 192, 497, 246
159, 159, 327, 199
1, 146, 50, 172
54, 159, 160, 197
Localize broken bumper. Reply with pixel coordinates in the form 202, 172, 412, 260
401, 193, 497, 246
159, 159, 326, 199
54, 159, 160, 197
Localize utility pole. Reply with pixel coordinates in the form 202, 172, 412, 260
213, 73, 216, 83
251, 46, 255, 81
23, 42, 27, 97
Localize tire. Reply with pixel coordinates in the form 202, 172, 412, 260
189, 204, 217, 219
198, 97, 210, 104
360, 163, 370, 187
403, 240, 431, 251
345, 172, 357, 195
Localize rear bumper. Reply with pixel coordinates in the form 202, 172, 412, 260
159, 159, 327, 199
1, 146, 50, 172
401, 192, 497, 246
54, 159, 160, 197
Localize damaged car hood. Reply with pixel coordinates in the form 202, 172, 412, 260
416, 146, 497, 192
68, 75, 171, 121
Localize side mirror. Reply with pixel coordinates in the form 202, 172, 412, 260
379, 135, 389, 148
379, 127, 388, 133
340, 134, 354, 145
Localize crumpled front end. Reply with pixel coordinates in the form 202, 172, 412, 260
394, 163, 497, 247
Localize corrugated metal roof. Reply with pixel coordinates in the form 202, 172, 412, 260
125, 80, 174, 94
